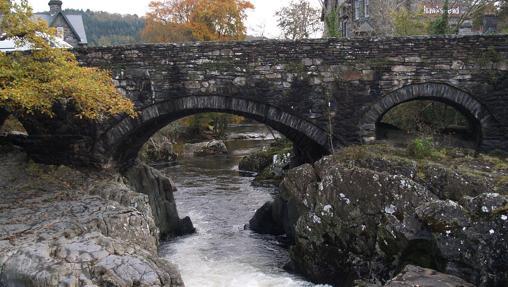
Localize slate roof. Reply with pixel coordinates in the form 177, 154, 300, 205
0, 32, 73, 52
33, 12, 88, 45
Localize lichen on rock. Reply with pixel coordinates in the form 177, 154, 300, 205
252, 144, 507, 286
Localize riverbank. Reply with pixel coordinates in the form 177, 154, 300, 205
0, 145, 185, 287
2, 134, 507, 286
251, 143, 508, 286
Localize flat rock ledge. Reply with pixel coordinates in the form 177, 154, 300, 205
384, 265, 475, 287
0, 148, 184, 287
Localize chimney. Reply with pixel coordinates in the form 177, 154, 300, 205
482, 3, 498, 34
458, 20, 473, 35
48, 0, 62, 16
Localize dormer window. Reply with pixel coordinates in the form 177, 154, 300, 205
56, 27, 64, 39
354, 0, 361, 20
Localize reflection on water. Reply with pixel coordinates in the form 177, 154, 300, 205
158, 124, 320, 287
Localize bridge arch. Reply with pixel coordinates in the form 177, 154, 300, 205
360, 83, 500, 150
99, 95, 333, 167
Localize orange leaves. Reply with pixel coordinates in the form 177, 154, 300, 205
147, 0, 198, 24
142, 21, 195, 43
191, 0, 254, 41
0, 0, 136, 120
142, 0, 254, 43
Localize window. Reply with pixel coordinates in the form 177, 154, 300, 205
56, 27, 64, 39
364, 0, 369, 17
342, 20, 348, 37
354, 0, 361, 20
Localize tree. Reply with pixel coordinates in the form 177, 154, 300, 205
370, 0, 413, 36
429, 0, 450, 34
142, 0, 254, 43
0, 0, 135, 120
389, 0, 506, 36
498, 1, 508, 33
191, 0, 254, 40
323, 6, 340, 38
275, 0, 321, 40
392, 6, 430, 36
452, 0, 501, 32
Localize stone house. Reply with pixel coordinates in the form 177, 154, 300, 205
1, 1, 86, 51
322, 0, 410, 37
322, 0, 497, 37
33, 0, 88, 47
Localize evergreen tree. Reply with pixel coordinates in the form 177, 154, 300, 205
47, 9, 145, 46
429, 0, 449, 35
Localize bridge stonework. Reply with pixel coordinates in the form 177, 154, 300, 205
9, 35, 508, 168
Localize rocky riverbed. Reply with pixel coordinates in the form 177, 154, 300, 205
0, 145, 188, 287
250, 144, 508, 287
2, 136, 507, 287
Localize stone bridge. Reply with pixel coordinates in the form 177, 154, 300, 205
3, 35, 508, 168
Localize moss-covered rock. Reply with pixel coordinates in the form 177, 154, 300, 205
193, 140, 228, 156
140, 141, 178, 163
239, 139, 294, 182
238, 152, 273, 173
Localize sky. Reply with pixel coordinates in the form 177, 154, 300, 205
28, 0, 324, 39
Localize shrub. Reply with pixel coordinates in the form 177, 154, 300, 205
407, 137, 435, 159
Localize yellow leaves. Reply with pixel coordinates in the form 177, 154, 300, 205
142, 0, 254, 43
391, 6, 431, 36
191, 0, 254, 41
0, 0, 136, 120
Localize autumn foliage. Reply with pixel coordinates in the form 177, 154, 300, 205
142, 0, 254, 43
0, 0, 136, 120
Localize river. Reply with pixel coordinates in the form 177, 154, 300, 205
157, 123, 320, 287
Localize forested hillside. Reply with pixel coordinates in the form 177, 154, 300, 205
63, 9, 145, 46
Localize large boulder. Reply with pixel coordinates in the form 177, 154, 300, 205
254, 152, 293, 182
284, 162, 437, 286
140, 141, 178, 163
265, 145, 508, 287
239, 139, 294, 182
248, 201, 285, 235
193, 140, 228, 156
124, 163, 195, 238
238, 152, 273, 173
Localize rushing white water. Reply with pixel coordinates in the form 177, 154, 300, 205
158, 125, 322, 287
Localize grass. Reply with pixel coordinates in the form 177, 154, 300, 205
495, 176, 508, 192
332, 140, 507, 195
